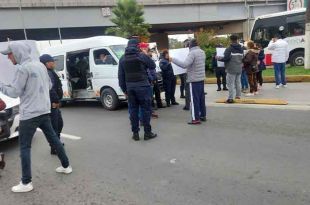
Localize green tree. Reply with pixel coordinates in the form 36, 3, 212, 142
106, 0, 151, 38
195, 29, 230, 72
169, 38, 184, 49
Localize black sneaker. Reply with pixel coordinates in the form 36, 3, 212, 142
200, 117, 207, 122
144, 132, 158, 141
226, 99, 234, 104
132, 133, 140, 141
180, 95, 185, 99
183, 107, 190, 111
217, 88, 221, 91
172, 102, 179, 105
223, 87, 228, 91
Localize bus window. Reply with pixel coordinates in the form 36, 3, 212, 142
287, 14, 305, 37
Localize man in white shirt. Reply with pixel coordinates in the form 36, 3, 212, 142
267, 34, 289, 89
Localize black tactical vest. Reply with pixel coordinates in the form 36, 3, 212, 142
123, 53, 148, 83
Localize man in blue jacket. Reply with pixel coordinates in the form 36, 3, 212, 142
40, 54, 64, 155
118, 38, 158, 141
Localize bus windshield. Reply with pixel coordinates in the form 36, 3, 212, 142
251, 11, 306, 48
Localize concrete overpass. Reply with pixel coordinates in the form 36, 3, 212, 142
0, 0, 287, 48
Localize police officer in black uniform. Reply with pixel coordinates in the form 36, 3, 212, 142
40, 54, 64, 154
118, 38, 158, 141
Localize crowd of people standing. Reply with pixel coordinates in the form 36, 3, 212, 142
214, 34, 289, 103
0, 32, 290, 193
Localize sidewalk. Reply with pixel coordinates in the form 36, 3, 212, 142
174, 83, 310, 107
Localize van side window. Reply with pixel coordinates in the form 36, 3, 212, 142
53, 55, 64, 71
93, 49, 116, 65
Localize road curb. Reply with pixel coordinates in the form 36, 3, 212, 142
177, 75, 310, 84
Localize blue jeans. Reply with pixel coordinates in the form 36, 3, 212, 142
241, 70, 249, 89
274, 63, 286, 85
127, 86, 152, 133
19, 114, 69, 184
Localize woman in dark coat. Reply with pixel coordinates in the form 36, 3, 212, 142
243, 41, 259, 96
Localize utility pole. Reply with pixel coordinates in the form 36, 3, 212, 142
305, 0, 310, 69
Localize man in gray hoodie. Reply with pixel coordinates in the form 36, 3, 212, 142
0, 42, 72, 193
171, 39, 206, 125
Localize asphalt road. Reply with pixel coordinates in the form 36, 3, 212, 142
0, 98, 310, 205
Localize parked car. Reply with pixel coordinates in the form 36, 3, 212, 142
0, 93, 19, 142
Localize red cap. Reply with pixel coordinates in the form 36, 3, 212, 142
139, 42, 149, 49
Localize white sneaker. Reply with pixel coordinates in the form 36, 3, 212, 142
56, 166, 72, 174
245, 93, 255, 97
12, 182, 33, 193
254, 92, 259, 95
283, 84, 288, 88
275, 85, 280, 89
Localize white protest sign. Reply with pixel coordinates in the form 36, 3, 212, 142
169, 48, 189, 75
216, 48, 226, 68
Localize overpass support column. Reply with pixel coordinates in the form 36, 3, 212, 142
150, 33, 169, 51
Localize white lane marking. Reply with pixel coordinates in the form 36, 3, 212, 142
208, 103, 310, 111
36, 129, 82, 140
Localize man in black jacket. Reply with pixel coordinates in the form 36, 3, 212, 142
40, 54, 64, 155
118, 38, 158, 141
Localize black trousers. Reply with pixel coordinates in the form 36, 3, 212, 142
128, 86, 152, 133
215, 67, 227, 89
163, 77, 177, 105
256, 71, 263, 86
184, 83, 191, 109
153, 82, 163, 107
50, 108, 64, 139
179, 73, 187, 97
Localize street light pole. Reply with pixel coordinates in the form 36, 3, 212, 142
54, 0, 63, 44
305, 1, 310, 69
19, 0, 28, 40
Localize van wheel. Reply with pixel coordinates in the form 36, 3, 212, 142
290, 51, 304, 66
100, 88, 119, 110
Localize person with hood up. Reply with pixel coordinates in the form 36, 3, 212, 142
118, 38, 158, 141
243, 41, 259, 96
0, 42, 72, 193
40, 54, 64, 155
217, 35, 244, 103
171, 39, 207, 125
159, 49, 179, 107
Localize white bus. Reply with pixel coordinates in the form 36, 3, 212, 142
251, 8, 306, 66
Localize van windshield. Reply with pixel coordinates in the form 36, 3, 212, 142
110, 45, 127, 60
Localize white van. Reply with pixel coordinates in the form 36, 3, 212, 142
0, 94, 19, 142
41, 36, 131, 110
